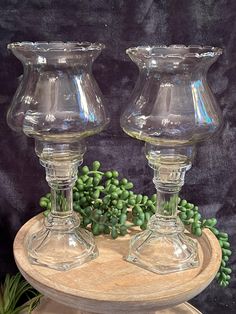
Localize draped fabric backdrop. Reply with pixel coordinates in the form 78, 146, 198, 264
0, 1, 235, 313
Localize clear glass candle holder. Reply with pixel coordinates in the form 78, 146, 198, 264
121, 45, 223, 274
7, 42, 109, 270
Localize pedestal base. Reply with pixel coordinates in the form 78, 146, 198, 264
126, 223, 199, 274
27, 215, 98, 271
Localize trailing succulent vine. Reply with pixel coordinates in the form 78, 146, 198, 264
39, 161, 232, 287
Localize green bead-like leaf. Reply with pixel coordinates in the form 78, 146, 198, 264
92, 161, 101, 171
82, 166, 89, 174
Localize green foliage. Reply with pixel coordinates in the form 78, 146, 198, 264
0, 273, 42, 314
178, 200, 232, 287
39, 161, 232, 288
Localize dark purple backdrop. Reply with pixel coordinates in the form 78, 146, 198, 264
0, 1, 235, 313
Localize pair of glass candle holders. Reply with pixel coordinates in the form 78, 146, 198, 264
7, 42, 223, 274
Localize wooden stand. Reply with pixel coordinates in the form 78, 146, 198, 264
14, 215, 221, 314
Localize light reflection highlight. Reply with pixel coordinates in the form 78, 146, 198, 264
192, 80, 213, 125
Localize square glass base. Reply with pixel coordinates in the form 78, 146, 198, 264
26, 214, 98, 271
125, 227, 199, 274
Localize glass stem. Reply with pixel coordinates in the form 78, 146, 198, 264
41, 158, 79, 218
35, 141, 85, 221
155, 188, 179, 218
51, 187, 73, 216
149, 155, 192, 223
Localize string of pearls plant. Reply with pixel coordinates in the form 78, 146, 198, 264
39, 161, 232, 287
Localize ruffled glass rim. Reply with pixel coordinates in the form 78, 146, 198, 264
7, 41, 105, 52
126, 45, 223, 59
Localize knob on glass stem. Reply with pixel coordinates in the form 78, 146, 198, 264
121, 45, 223, 274
7, 42, 109, 270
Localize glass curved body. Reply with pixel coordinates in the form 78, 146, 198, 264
121, 45, 223, 146
7, 41, 108, 139
7, 42, 109, 270
121, 45, 223, 274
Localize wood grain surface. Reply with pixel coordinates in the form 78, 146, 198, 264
30, 297, 202, 314
14, 214, 221, 313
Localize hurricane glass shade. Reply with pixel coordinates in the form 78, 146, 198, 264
121, 45, 223, 146
121, 45, 223, 274
7, 42, 109, 270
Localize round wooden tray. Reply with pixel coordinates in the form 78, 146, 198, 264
14, 214, 221, 313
